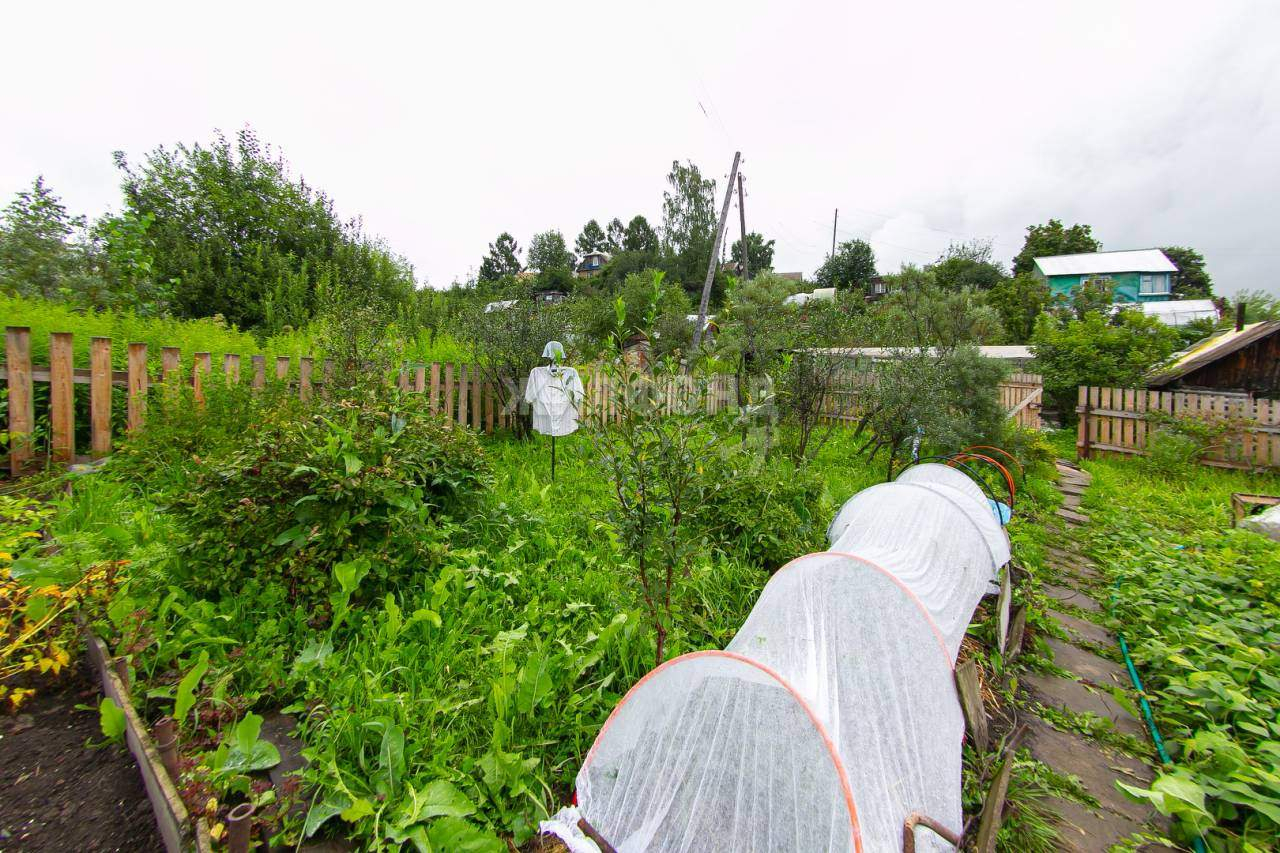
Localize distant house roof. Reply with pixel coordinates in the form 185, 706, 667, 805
484, 299, 517, 313
1135, 299, 1219, 327
1034, 249, 1177, 276
777, 272, 804, 281
1147, 321, 1280, 386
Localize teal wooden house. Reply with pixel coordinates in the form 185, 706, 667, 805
1033, 249, 1176, 303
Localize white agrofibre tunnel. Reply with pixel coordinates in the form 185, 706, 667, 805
575, 462, 1012, 853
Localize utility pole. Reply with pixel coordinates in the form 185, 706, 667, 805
692, 150, 740, 352
831, 208, 838, 258
737, 171, 749, 281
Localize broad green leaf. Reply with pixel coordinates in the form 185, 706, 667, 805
399, 780, 476, 823
234, 712, 263, 755
334, 557, 370, 594
303, 793, 351, 837
293, 639, 334, 671
377, 724, 406, 796
426, 817, 505, 853
515, 652, 554, 715
343, 453, 363, 476
99, 698, 126, 741
271, 525, 305, 547
340, 797, 375, 822
174, 650, 210, 724
23, 594, 50, 623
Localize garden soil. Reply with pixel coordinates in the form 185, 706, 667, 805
0, 659, 164, 852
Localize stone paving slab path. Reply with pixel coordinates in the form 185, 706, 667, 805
1018, 460, 1172, 851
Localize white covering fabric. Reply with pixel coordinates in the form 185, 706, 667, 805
895, 463, 989, 509
576, 463, 1009, 852
539, 806, 602, 853
542, 340, 567, 360
524, 366, 584, 436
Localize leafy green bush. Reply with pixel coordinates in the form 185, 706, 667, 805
695, 453, 826, 570
169, 388, 489, 611
1143, 428, 1204, 477
1031, 310, 1180, 423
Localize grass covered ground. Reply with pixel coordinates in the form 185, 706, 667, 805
1074, 453, 1280, 850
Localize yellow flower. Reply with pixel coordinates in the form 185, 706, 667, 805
205, 797, 219, 815
209, 823, 225, 841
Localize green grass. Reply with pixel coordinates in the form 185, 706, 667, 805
1073, 454, 1280, 851
45, 422, 887, 848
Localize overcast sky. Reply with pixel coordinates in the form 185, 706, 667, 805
3, 1, 1279, 296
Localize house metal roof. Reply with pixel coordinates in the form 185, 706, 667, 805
1034, 249, 1177, 276
1147, 321, 1280, 386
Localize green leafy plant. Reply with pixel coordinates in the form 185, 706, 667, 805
98, 697, 126, 741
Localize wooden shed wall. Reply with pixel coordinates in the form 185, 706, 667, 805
1172, 332, 1280, 396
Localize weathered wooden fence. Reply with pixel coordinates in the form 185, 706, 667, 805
1077, 385, 1280, 469
2, 327, 1042, 474
1001, 372, 1043, 430
0, 328, 741, 474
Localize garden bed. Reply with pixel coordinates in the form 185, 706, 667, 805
0, 658, 164, 852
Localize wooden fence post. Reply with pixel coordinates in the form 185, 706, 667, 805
6, 327, 34, 475
223, 353, 240, 385
415, 365, 426, 394
429, 363, 441, 414
90, 337, 112, 457
1076, 386, 1091, 460
456, 365, 468, 426
275, 356, 290, 383
299, 357, 313, 401
444, 364, 455, 422
50, 331, 75, 463
127, 343, 148, 434
252, 355, 265, 389
471, 365, 482, 430
193, 353, 211, 405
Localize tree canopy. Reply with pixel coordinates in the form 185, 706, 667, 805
661, 160, 716, 287
527, 229, 574, 273
622, 215, 659, 254
605, 218, 625, 253
1161, 246, 1214, 299
930, 240, 1005, 291
479, 232, 522, 282
1011, 219, 1100, 276
730, 232, 775, 277
575, 219, 608, 256
815, 239, 876, 292
116, 128, 416, 332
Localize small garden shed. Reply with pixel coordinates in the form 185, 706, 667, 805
1147, 320, 1280, 395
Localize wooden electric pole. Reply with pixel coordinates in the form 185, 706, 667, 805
692, 150, 741, 352
737, 171, 749, 281
831, 208, 838, 258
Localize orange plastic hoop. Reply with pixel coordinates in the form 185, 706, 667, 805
964, 445, 1023, 480
947, 452, 1016, 510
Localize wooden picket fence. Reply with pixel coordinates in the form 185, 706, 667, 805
1077, 385, 1280, 469
0, 327, 743, 475
2, 326, 1044, 475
